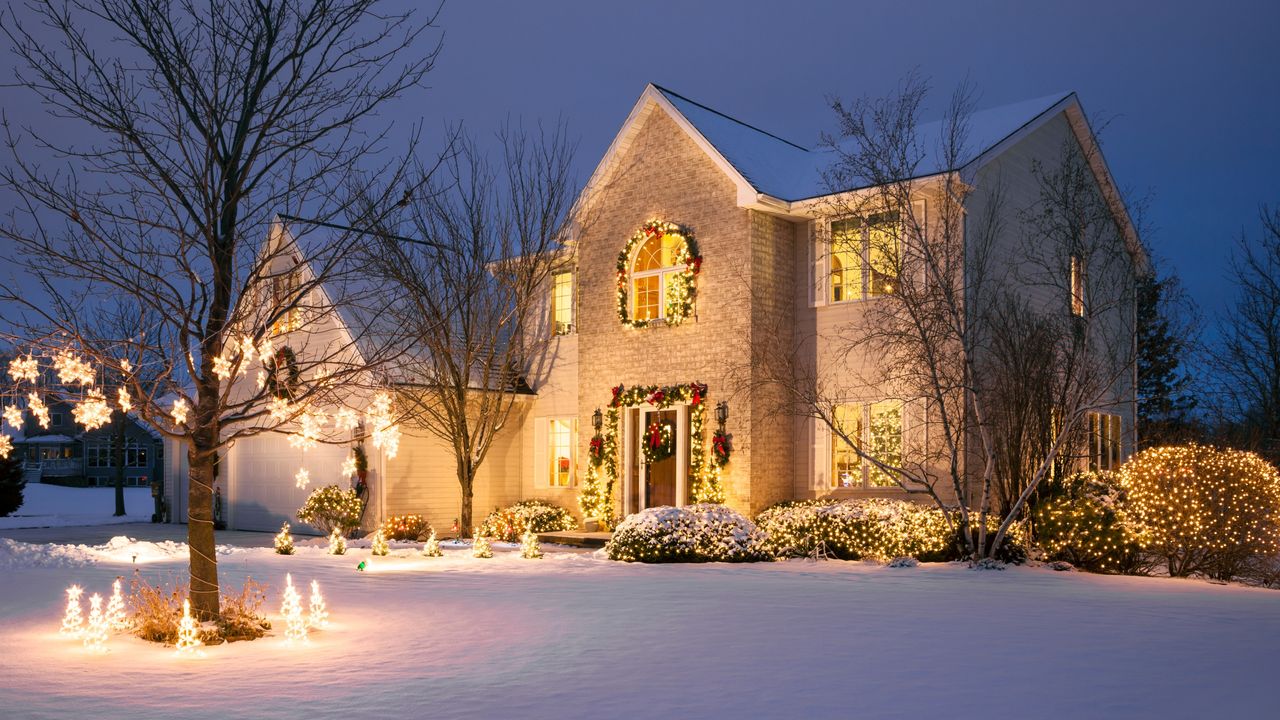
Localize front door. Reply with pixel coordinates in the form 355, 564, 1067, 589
643, 409, 678, 508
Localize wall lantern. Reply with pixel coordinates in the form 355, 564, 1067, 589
592, 408, 603, 432
715, 401, 729, 427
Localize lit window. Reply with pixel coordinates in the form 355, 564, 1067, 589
830, 212, 899, 302
1070, 254, 1086, 317
548, 418, 575, 487
831, 400, 904, 489
1087, 412, 1122, 471
271, 264, 302, 335
632, 232, 684, 321
552, 271, 574, 335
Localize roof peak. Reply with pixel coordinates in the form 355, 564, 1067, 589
650, 83, 810, 152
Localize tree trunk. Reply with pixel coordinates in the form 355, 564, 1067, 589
459, 461, 475, 538
112, 415, 126, 517
186, 437, 220, 620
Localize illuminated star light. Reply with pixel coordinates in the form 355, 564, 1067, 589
54, 351, 96, 386
0, 434, 12, 460
171, 397, 189, 426
28, 393, 50, 429
72, 389, 113, 431
2, 405, 22, 430
8, 355, 39, 383
117, 387, 132, 414
294, 467, 311, 489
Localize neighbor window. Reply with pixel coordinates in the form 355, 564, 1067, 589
86, 442, 112, 468
125, 440, 149, 468
831, 400, 903, 489
552, 271, 574, 335
631, 232, 684, 322
1070, 254, 1086, 317
830, 211, 899, 302
49, 412, 63, 427
548, 418, 575, 487
1087, 412, 1122, 471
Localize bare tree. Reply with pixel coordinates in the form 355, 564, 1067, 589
0, 0, 439, 618
1215, 205, 1280, 461
362, 126, 576, 536
752, 76, 1139, 559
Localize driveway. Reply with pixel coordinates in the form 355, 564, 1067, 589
0, 522, 277, 548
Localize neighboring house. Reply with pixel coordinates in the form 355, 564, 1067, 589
8, 395, 164, 489
165, 83, 1139, 533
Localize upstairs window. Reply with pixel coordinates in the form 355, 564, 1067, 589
831, 400, 904, 489
1070, 254, 1086, 317
1087, 412, 1122, 471
830, 211, 900, 303
552, 271, 574, 335
631, 232, 684, 322
271, 263, 302, 336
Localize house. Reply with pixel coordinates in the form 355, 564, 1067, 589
7, 395, 164, 489
165, 83, 1140, 533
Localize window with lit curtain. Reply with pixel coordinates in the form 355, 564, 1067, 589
548, 418, 575, 487
1070, 254, 1086, 317
830, 212, 899, 302
1087, 412, 1122, 471
830, 400, 904, 489
631, 232, 683, 321
271, 264, 302, 335
552, 271, 574, 335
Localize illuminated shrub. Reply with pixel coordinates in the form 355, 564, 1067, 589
1119, 444, 1280, 580
479, 500, 577, 543
755, 498, 954, 562
297, 485, 364, 536
380, 514, 433, 542
606, 504, 770, 563
1033, 471, 1146, 574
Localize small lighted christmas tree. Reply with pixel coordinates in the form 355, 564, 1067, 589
308, 579, 329, 629
327, 527, 347, 556
281, 573, 308, 644
520, 529, 543, 559
370, 527, 389, 556
82, 593, 108, 653
104, 577, 128, 631
60, 585, 85, 637
421, 529, 442, 557
274, 522, 295, 555
472, 528, 492, 559
175, 599, 203, 656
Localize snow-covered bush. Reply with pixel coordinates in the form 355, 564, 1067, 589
755, 498, 953, 562
479, 499, 577, 543
296, 485, 364, 535
380, 514, 432, 541
1033, 471, 1146, 574
606, 504, 770, 563
1120, 444, 1280, 580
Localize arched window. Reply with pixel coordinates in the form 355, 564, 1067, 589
631, 232, 684, 322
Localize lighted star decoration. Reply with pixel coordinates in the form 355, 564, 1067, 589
288, 407, 326, 451
171, 397, 189, 426
0, 434, 12, 460
267, 396, 292, 423
27, 393, 50, 429
335, 408, 360, 433
340, 453, 357, 479
53, 351, 95, 386
257, 337, 275, 364
294, 467, 311, 489
366, 392, 401, 459
119, 358, 132, 373
211, 354, 233, 381
256, 371, 267, 390
72, 389, 112, 431
239, 336, 257, 365
2, 405, 22, 430
8, 355, 39, 383
117, 387, 132, 414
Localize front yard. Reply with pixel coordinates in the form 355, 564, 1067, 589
0, 536, 1275, 719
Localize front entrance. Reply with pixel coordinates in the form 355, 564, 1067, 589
644, 409, 678, 508
622, 404, 690, 515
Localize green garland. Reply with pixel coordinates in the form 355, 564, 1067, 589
577, 381, 726, 526
616, 220, 702, 328
264, 346, 301, 400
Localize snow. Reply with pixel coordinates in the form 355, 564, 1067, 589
0, 484, 154, 529
657, 85, 1072, 201
0, 536, 1276, 719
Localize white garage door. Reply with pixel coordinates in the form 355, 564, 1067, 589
228, 434, 352, 534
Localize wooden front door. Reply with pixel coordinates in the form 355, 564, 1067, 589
644, 409, 678, 508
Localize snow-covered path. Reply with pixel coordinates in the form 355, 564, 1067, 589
0, 539, 1275, 719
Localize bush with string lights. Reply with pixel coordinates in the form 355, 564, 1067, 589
1033, 471, 1148, 574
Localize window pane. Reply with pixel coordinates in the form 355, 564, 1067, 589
867, 213, 899, 297
634, 233, 681, 272
552, 272, 573, 334
1071, 255, 1085, 316
830, 219, 862, 302
549, 419, 573, 487
633, 275, 660, 321
831, 404, 863, 488
868, 400, 902, 487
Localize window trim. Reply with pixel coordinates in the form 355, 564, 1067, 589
551, 270, 575, 336
828, 211, 901, 305
829, 399, 906, 490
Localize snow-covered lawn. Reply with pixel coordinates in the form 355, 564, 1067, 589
0, 537, 1275, 719
0, 483, 153, 530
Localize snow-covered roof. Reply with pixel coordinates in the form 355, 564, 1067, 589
19, 434, 76, 444
653, 85, 1073, 202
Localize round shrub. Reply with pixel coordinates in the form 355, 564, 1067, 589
756, 498, 953, 562
606, 504, 770, 563
296, 485, 364, 535
1119, 444, 1280, 580
380, 514, 433, 541
1033, 471, 1145, 574
479, 499, 577, 543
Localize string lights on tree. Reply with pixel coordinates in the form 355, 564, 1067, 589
308, 580, 329, 629
520, 529, 543, 559
421, 530, 442, 557
104, 578, 128, 631
472, 529, 492, 558
60, 585, 85, 637
370, 527, 389, 556
274, 522, 296, 555
175, 599, 203, 656
281, 573, 308, 644
327, 528, 347, 555
82, 593, 108, 653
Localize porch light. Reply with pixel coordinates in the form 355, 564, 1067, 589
716, 401, 728, 427
592, 408, 603, 432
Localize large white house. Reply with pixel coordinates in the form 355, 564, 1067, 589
165, 83, 1140, 534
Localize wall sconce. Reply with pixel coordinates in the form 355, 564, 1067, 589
715, 401, 728, 427
592, 407, 603, 432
